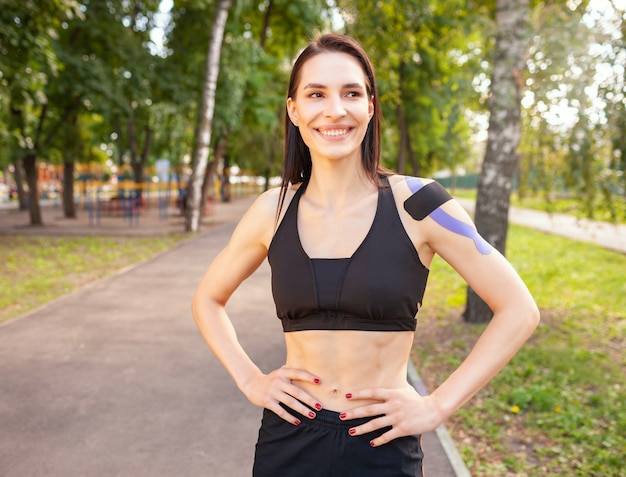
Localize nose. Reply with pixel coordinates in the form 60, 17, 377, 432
324, 93, 346, 118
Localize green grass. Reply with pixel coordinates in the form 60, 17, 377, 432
413, 225, 625, 476
0, 234, 188, 323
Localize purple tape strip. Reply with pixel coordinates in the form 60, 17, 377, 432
406, 177, 492, 255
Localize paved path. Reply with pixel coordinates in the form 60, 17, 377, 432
457, 198, 626, 254
0, 198, 465, 477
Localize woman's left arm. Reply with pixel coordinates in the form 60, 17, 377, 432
425, 199, 540, 417
342, 195, 540, 446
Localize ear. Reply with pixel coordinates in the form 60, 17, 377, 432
368, 95, 374, 121
286, 97, 299, 127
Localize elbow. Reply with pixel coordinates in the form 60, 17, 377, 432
522, 299, 541, 337
191, 285, 202, 314
496, 294, 540, 340
191, 285, 225, 328
191, 285, 212, 328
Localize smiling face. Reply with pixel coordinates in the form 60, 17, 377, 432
287, 52, 374, 165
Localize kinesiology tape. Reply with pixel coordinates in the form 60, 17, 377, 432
403, 180, 453, 220
404, 177, 492, 255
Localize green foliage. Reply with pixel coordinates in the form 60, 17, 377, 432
0, 0, 82, 160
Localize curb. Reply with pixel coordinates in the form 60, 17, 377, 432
408, 363, 472, 477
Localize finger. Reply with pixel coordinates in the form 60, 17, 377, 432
346, 415, 392, 437
283, 384, 324, 414
267, 401, 303, 427
281, 394, 320, 421
369, 426, 402, 448
340, 402, 387, 421
348, 416, 405, 448
345, 388, 391, 402
281, 367, 322, 386
277, 367, 323, 412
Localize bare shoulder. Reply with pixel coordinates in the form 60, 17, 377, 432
387, 174, 437, 201
252, 183, 302, 213
232, 183, 301, 250
249, 186, 281, 217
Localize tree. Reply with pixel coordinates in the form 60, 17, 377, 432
464, 0, 529, 323
185, 0, 233, 232
0, 0, 82, 224
48, 18, 116, 218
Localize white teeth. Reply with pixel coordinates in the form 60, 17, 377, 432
319, 129, 348, 136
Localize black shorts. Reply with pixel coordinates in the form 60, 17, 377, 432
253, 404, 424, 477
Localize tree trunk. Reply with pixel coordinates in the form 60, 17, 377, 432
259, 15, 280, 192
131, 123, 152, 200
1, 166, 8, 200
63, 161, 77, 218
185, 0, 232, 232
13, 158, 28, 210
201, 159, 218, 215
396, 104, 407, 174
113, 118, 126, 167
464, 0, 529, 323
397, 61, 419, 176
407, 132, 419, 176
263, 104, 283, 192
22, 154, 43, 226
201, 133, 228, 212
259, 0, 273, 49
127, 106, 142, 198
220, 152, 232, 203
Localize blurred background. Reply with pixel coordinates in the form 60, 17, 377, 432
1, 0, 624, 228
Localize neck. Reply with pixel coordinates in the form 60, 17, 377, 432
305, 157, 376, 209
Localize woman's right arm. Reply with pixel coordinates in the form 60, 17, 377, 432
191, 190, 322, 425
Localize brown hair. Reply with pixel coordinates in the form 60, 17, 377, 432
277, 34, 388, 218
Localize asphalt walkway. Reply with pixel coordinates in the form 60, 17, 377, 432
456, 198, 626, 254
0, 199, 465, 477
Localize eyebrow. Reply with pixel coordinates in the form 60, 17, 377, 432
302, 82, 365, 90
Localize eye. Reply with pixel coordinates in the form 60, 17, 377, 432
346, 91, 362, 98
309, 92, 323, 98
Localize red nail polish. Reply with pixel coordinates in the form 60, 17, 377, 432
315, 403, 322, 411
345, 393, 352, 399
370, 440, 376, 447
348, 428, 356, 435
314, 378, 321, 384
294, 419, 301, 426
308, 411, 316, 418
339, 412, 346, 419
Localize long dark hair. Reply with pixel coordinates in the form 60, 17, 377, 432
277, 34, 387, 218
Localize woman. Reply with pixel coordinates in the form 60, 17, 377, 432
192, 33, 539, 476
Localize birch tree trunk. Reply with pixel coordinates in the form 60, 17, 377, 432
185, 0, 232, 232
464, 0, 529, 323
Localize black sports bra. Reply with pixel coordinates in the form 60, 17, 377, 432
267, 177, 429, 332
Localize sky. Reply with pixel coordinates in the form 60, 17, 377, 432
149, 0, 174, 57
